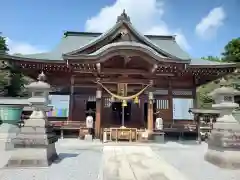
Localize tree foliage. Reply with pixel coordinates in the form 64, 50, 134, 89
0, 34, 8, 53
0, 33, 27, 97
222, 38, 240, 63
197, 56, 222, 107
0, 33, 9, 95
201, 56, 221, 62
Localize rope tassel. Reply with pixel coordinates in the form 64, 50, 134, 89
122, 100, 127, 107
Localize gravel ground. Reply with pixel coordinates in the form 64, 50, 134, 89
0, 141, 103, 180
152, 142, 240, 180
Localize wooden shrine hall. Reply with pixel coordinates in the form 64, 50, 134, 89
1, 11, 236, 139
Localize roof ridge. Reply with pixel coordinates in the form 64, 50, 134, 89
64, 31, 175, 40
64, 31, 101, 37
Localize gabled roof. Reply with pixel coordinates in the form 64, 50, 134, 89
64, 11, 189, 61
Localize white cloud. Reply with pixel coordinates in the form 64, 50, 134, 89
195, 7, 226, 39
146, 25, 191, 50
85, 0, 190, 50
6, 38, 45, 55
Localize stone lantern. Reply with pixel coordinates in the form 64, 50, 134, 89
205, 78, 240, 169
6, 72, 58, 167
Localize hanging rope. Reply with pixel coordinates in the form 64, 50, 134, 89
95, 80, 150, 100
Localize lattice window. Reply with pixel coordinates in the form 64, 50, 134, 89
88, 96, 96, 102
104, 97, 111, 108
172, 90, 192, 96
156, 99, 169, 109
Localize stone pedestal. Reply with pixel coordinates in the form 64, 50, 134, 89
205, 129, 240, 169
6, 72, 58, 167
204, 79, 240, 169
205, 115, 240, 169
6, 113, 58, 167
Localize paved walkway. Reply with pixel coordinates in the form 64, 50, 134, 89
1, 140, 240, 180
100, 146, 189, 180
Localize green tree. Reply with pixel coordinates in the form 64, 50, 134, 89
0, 33, 26, 97
0, 33, 10, 95
222, 38, 240, 63
0, 34, 8, 53
197, 56, 222, 107
201, 56, 221, 62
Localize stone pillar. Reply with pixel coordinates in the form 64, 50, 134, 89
6, 72, 58, 167
0, 99, 27, 150
204, 78, 240, 169
95, 86, 102, 139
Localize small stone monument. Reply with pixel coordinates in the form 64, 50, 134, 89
6, 72, 58, 167
205, 78, 240, 169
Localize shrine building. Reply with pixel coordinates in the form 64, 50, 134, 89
1, 11, 236, 138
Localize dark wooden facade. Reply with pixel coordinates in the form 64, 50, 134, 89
1, 11, 236, 138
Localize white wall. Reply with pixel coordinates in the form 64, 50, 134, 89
173, 98, 194, 120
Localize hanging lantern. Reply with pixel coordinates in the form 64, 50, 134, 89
134, 96, 139, 104
122, 100, 127, 107
148, 92, 154, 100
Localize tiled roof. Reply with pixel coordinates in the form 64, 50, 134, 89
13, 32, 191, 60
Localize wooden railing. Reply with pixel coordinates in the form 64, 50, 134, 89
50, 121, 87, 139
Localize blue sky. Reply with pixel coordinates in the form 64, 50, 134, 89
1, 0, 239, 58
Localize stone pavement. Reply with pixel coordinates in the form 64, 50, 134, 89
100, 146, 189, 180
0, 143, 103, 180
0, 140, 240, 180
153, 142, 240, 180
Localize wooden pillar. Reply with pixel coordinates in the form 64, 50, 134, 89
192, 87, 197, 108
140, 95, 145, 128
193, 76, 198, 108
95, 86, 102, 138
168, 78, 173, 124
147, 80, 154, 131
68, 76, 74, 121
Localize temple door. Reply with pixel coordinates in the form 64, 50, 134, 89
72, 95, 86, 122
102, 96, 112, 128
131, 102, 142, 128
